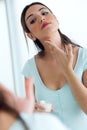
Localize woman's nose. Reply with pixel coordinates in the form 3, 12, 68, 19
38, 15, 45, 23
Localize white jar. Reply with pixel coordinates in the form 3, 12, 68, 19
39, 100, 52, 112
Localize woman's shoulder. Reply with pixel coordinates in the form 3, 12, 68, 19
23, 56, 36, 69
79, 47, 87, 57
25, 57, 34, 64
22, 56, 36, 77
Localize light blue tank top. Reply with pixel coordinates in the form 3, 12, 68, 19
22, 47, 87, 130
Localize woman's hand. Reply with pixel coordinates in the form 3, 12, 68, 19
34, 102, 54, 112
34, 102, 46, 112
0, 78, 35, 114
15, 78, 35, 114
44, 40, 74, 76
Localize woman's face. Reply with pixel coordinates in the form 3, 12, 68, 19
25, 4, 59, 41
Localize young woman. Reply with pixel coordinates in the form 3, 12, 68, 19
21, 2, 87, 130
0, 79, 68, 130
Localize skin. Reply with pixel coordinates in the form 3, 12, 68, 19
0, 111, 17, 130
25, 5, 59, 42
0, 78, 35, 130
24, 4, 87, 114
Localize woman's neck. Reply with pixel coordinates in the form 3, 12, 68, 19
39, 31, 63, 59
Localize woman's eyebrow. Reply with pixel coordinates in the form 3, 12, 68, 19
26, 14, 33, 21
38, 7, 46, 11
26, 7, 46, 21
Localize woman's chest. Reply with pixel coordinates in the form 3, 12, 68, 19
35, 48, 79, 90
37, 61, 67, 90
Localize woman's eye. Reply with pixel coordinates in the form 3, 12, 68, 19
42, 12, 49, 15
30, 18, 36, 24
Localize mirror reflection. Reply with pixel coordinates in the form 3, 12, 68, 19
0, 0, 87, 130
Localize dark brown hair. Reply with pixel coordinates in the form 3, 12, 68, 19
21, 2, 80, 52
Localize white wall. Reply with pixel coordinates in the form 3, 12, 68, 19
15, 0, 87, 49
0, 0, 14, 91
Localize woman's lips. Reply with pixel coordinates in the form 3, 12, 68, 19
41, 22, 50, 29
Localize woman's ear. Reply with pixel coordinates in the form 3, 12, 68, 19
27, 33, 36, 41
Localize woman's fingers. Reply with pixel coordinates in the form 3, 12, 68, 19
65, 44, 74, 62
35, 103, 46, 112
44, 40, 64, 55
15, 78, 35, 114
34, 102, 54, 112
25, 78, 34, 99
65, 44, 72, 55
